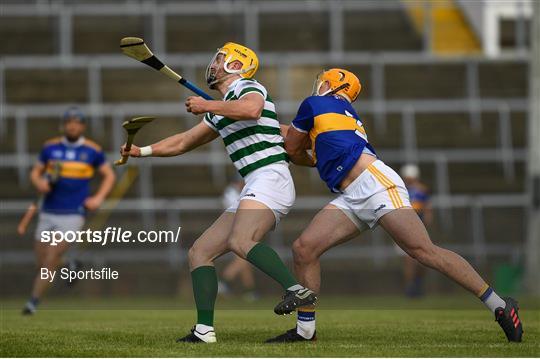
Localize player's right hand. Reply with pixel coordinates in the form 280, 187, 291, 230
36, 178, 51, 194
120, 144, 141, 157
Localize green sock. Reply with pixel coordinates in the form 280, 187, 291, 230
191, 266, 217, 326
246, 243, 297, 290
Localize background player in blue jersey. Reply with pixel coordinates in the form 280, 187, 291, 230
22, 107, 115, 315
397, 164, 433, 298
266, 69, 523, 343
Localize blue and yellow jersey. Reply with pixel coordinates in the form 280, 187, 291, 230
292, 95, 376, 192
38, 137, 105, 214
407, 183, 430, 220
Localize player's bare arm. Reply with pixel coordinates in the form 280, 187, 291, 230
284, 126, 315, 167
84, 163, 116, 211
185, 93, 264, 120
30, 162, 50, 194
121, 120, 218, 158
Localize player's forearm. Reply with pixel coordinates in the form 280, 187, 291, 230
30, 167, 44, 188
205, 99, 262, 120
280, 124, 290, 138
94, 170, 115, 201
149, 133, 190, 157
288, 151, 315, 167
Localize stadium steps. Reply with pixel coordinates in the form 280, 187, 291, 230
0, 16, 56, 55
414, 112, 527, 148
403, 0, 481, 55
5, 69, 88, 103
362, 114, 403, 148
478, 62, 529, 98
0, 169, 35, 199
167, 14, 244, 52
448, 162, 525, 193
385, 63, 467, 99
73, 16, 145, 54
101, 69, 186, 102
151, 165, 235, 197
344, 7, 423, 51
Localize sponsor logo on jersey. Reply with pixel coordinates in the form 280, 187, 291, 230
66, 150, 76, 160
52, 150, 63, 158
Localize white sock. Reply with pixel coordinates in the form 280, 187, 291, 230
480, 286, 506, 313
195, 324, 214, 334
296, 310, 315, 339
287, 284, 303, 291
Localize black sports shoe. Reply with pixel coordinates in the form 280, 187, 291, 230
21, 306, 35, 316
274, 288, 317, 315
265, 328, 316, 343
495, 297, 523, 342
176, 326, 216, 343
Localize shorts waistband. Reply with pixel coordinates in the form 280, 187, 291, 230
342, 160, 384, 195
243, 161, 289, 181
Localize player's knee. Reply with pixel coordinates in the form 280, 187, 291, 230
292, 236, 317, 264
187, 246, 196, 265
188, 244, 207, 267
227, 233, 252, 257
42, 253, 61, 270
409, 243, 438, 268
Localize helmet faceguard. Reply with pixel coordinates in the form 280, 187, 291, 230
205, 42, 259, 89
312, 71, 330, 97
311, 68, 361, 103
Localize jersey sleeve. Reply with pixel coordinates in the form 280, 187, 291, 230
92, 149, 106, 168
202, 113, 219, 132
38, 146, 50, 165
292, 97, 315, 133
234, 80, 267, 99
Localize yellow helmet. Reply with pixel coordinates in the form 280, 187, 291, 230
312, 68, 361, 103
205, 42, 259, 87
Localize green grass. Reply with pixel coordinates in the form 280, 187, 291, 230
1, 296, 539, 357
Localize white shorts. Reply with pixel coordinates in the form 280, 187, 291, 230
330, 160, 411, 230
35, 212, 85, 242
225, 162, 295, 226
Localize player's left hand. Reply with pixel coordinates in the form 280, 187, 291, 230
185, 96, 209, 115
84, 196, 103, 211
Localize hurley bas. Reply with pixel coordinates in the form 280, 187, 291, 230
41, 267, 119, 283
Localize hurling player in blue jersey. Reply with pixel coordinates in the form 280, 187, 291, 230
266, 69, 522, 343
22, 107, 115, 315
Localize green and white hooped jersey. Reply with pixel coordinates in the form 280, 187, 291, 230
203, 78, 288, 177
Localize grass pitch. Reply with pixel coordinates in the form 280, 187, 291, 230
1, 296, 539, 357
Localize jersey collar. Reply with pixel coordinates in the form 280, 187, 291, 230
61, 136, 85, 148
224, 78, 243, 98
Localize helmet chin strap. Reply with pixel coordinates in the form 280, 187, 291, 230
207, 72, 238, 89
315, 81, 350, 101
328, 83, 350, 96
